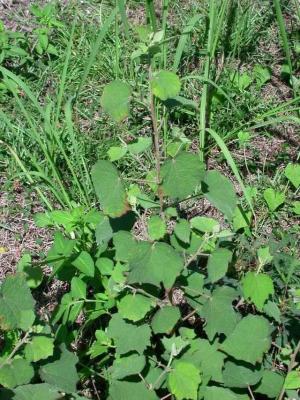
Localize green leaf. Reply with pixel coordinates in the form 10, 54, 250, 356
263, 300, 281, 323
292, 201, 300, 215
223, 361, 263, 388
71, 277, 87, 299
108, 314, 151, 355
284, 371, 300, 389
221, 315, 271, 364
161, 152, 204, 200
151, 306, 180, 334
284, 163, 300, 188
255, 370, 284, 397
127, 241, 183, 288
127, 137, 152, 154
174, 219, 191, 244
109, 381, 159, 400
113, 231, 136, 262
0, 273, 35, 331
232, 206, 251, 231
168, 362, 201, 400
108, 146, 127, 161
118, 294, 154, 322
242, 272, 274, 310
16, 254, 43, 289
207, 248, 232, 283
181, 339, 226, 382
24, 336, 54, 362
72, 251, 95, 277
0, 358, 34, 389
253, 64, 271, 86
39, 346, 78, 393
13, 384, 61, 400
151, 70, 181, 101
203, 170, 237, 220
95, 214, 113, 245
204, 387, 243, 400
190, 216, 219, 233
263, 188, 285, 212
111, 353, 146, 380
257, 246, 273, 267
201, 286, 239, 341
96, 257, 114, 276
92, 160, 129, 217
101, 80, 131, 122
148, 215, 166, 240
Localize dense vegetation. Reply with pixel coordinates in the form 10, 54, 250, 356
0, 1, 299, 399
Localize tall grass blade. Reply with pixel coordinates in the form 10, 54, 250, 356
173, 14, 201, 71
76, 8, 117, 101
116, 0, 130, 38
206, 128, 255, 218
55, 19, 76, 125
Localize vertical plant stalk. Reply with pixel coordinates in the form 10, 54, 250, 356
277, 340, 300, 400
149, 68, 164, 214
146, 0, 157, 31
199, 0, 217, 163
273, 0, 296, 96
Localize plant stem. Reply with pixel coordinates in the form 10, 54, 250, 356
149, 67, 164, 215
277, 340, 300, 400
248, 385, 256, 400
0, 331, 31, 369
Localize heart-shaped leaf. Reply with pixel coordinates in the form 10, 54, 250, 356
263, 188, 285, 212
101, 80, 131, 122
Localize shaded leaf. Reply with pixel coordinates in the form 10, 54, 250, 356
92, 160, 129, 217
242, 272, 274, 310
207, 248, 232, 283
151, 70, 181, 101
101, 80, 131, 122
221, 315, 271, 364
151, 306, 180, 334
161, 152, 204, 200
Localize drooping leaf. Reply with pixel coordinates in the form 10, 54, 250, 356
108, 314, 151, 355
24, 336, 54, 362
107, 146, 127, 161
284, 163, 300, 188
201, 286, 239, 341
39, 346, 78, 393
255, 370, 284, 398
101, 80, 131, 122
109, 381, 159, 400
95, 214, 113, 246
203, 170, 237, 220
92, 160, 129, 217
207, 248, 232, 283
118, 294, 154, 322
151, 70, 181, 101
168, 361, 201, 400
13, 384, 61, 400
70, 277, 87, 300
181, 339, 226, 383
127, 241, 183, 288
221, 315, 271, 364
263, 188, 285, 212
95, 257, 114, 276
204, 386, 244, 400
190, 216, 219, 233
223, 361, 263, 388
151, 306, 181, 334
174, 219, 191, 244
161, 152, 204, 200
242, 272, 274, 310
127, 137, 152, 154
0, 273, 35, 331
72, 251, 95, 277
147, 215, 166, 240
284, 371, 300, 389
0, 358, 34, 389
111, 353, 146, 380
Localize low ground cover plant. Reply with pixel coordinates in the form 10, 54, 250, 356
0, 0, 299, 399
